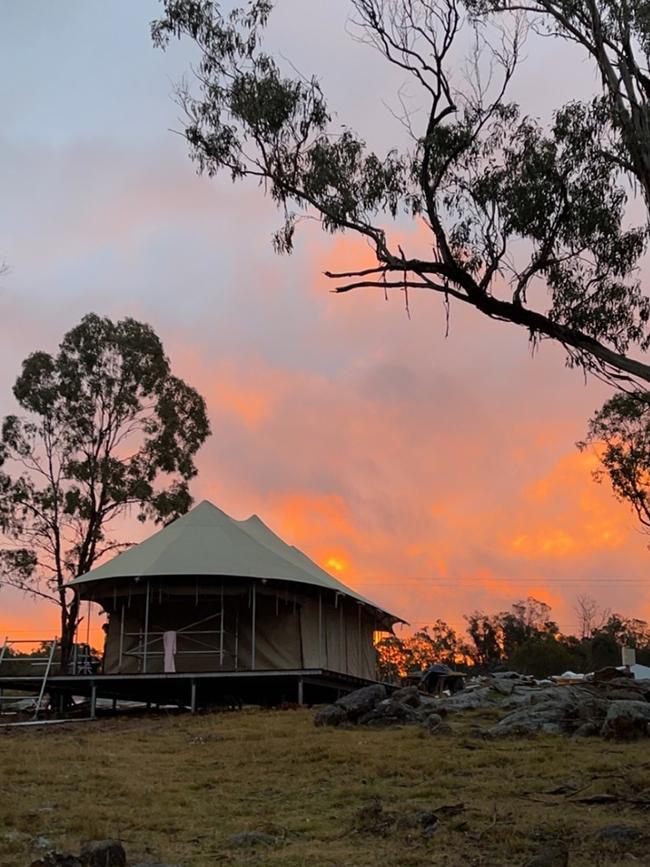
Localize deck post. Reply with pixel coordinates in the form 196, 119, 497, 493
219, 581, 224, 667
143, 580, 150, 674
234, 609, 239, 671
318, 592, 323, 667
190, 678, 197, 713
90, 682, 97, 719
118, 604, 125, 670
297, 676, 304, 706
251, 581, 257, 671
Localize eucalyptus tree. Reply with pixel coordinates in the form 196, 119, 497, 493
152, 0, 650, 387
0, 314, 210, 665
581, 390, 650, 534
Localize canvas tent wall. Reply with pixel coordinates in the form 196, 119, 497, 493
70, 501, 402, 681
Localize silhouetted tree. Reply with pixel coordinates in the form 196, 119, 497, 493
581, 392, 650, 536
0, 314, 210, 668
152, 0, 650, 387
574, 593, 609, 640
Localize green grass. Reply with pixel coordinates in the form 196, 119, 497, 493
1, 706, 648, 866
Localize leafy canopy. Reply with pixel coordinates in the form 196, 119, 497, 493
153, 0, 650, 385
0, 313, 210, 647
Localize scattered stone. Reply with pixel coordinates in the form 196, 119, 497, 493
30, 853, 82, 867
596, 825, 643, 844
33, 837, 55, 851
79, 841, 126, 867
228, 831, 276, 847
437, 687, 497, 712
314, 674, 650, 739
314, 703, 347, 727
572, 721, 600, 738
335, 684, 387, 720
358, 699, 419, 727
523, 842, 569, 867
390, 686, 421, 707
600, 700, 650, 740
594, 666, 632, 682
492, 679, 515, 696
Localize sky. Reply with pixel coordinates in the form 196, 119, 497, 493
1, 0, 649, 645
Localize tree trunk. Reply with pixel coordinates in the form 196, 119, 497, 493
58, 593, 80, 674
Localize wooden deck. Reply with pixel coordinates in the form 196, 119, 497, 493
0, 667, 379, 714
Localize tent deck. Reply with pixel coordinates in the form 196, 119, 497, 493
0, 667, 380, 712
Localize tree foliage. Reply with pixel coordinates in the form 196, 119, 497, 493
0, 314, 210, 663
376, 596, 650, 679
581, 391, 650, 533
153, 0, 650, 386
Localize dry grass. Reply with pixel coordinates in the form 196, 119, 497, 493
1, 706, 648, 866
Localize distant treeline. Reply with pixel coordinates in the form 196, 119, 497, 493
376, 597, 650, 680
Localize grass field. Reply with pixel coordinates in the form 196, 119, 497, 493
1, 705, 648, 866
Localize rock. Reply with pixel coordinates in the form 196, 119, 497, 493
228, 831, 276, 847
33, 837, 54, 851
600, 700, 650, 740
314, 704, 347, 727
489, 690, 576, 737
391, 686, 421, 707
596, 825, 642, 844
335, 684, 387, 720
492, 679, 515, 696
523, 842, 569, 867
30, 854, 82, 867
572, 721, 600, 738
437, 687, 497, 712
425, 713, 443, 731
79, 841, 126, 867
358, 699, 419, 727
594, 666, 632, 682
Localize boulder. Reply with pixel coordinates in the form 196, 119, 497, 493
594, 666, 632, 682
79, 841, 126, 867
425, 713, 451, 734
488, 691, 576, 736
600, 700, 650, 740
572, 721, 600, 738
314, 704, 347, 727
491, 678, 515, 696
358, 699, 419, 727
335, 684, 386, 720
390, 686, 421, 707
437, 687, 497, 712
30, 854, 82, 867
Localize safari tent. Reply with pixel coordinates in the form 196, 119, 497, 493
69, 500, 402, 682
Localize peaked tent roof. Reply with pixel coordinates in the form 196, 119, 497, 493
69, 500, 403, 625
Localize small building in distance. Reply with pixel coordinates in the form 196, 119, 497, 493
69, 500, 402, 683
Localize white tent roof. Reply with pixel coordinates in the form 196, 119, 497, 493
69, 499, 402, 625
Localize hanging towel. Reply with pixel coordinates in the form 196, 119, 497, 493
163, 630, 177, 673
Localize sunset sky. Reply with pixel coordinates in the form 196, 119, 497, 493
1, 0, 649, 643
